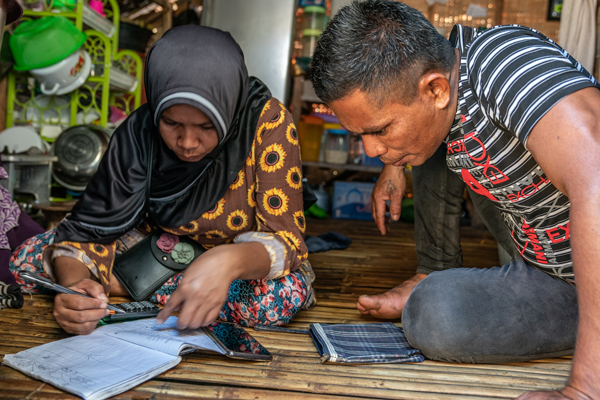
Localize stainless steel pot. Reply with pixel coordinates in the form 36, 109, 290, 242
51, 125, 110, 191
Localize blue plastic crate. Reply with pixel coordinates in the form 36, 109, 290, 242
332, 181, 375, 220
362, 154, 385, 168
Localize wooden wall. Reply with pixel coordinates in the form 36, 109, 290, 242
402, 0, 560, 43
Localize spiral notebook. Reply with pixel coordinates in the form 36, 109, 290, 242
2, 317, 268, 400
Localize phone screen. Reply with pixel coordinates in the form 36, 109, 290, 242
205, 322, 271, 360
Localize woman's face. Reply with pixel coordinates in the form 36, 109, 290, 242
159, 104, 220, 162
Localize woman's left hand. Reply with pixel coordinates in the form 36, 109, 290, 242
156, 242, 270, 329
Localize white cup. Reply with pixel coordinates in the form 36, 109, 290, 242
30, 49, 91, 95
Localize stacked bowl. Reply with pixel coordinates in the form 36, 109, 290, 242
10, 16, 91, 95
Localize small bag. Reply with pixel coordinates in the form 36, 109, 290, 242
112, 231, 205, 301
112, 133, 205, 301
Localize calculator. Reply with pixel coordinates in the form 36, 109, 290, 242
100, 301, 161, 323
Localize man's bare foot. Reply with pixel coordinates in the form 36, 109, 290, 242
357, 273, 427, 319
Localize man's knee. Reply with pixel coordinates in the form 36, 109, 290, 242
401, 265, 578, 363
402, 271, 476, 362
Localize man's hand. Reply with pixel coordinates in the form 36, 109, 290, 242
372, 164, 405, 235
53, 279, 110, 335
156, 242, 270, 330
515, 386, 594, 400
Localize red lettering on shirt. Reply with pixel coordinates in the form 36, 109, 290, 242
506, 175, 550, 203
546, 227, 562, 243
464, 132, 487, 162
447, 140, 464, 154
478, 155, 510, 185
546, 222, 570, 243
520, 222, 548, 264
558, 223, 570, 240
450, 131, 510, 186
461, 169, 498, 201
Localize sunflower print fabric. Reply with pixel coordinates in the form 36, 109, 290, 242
39, 98, 310, 296
9, 228, 313, 328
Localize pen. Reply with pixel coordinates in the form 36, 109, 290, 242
18, 271, 126, 314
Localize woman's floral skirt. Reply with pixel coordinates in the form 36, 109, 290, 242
10, 229, 316, 327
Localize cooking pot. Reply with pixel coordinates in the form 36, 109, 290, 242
51, 125, 110, 191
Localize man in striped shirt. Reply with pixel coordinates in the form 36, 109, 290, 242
310, 1, 600, 398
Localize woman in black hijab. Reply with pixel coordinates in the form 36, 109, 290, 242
10, 26, 315, 335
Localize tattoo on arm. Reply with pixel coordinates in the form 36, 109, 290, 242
386, 179, 396, 196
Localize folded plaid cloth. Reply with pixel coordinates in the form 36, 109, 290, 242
0, 281, 23, 309
309, 322, 425, 364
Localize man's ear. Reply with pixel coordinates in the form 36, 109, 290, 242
418, 72, 452, 110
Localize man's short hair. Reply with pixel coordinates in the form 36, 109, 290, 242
309, 0, 456, 105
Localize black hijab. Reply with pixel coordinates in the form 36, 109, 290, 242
55, 26, 272, 244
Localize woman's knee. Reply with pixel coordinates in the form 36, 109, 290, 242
220, 271, 309, 327
9, 229, 55, 293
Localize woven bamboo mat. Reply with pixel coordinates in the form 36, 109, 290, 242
0, 219, 570, 399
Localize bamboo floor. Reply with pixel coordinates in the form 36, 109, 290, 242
0, 219, 571, 399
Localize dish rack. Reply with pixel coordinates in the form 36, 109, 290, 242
5, 0, 143, 132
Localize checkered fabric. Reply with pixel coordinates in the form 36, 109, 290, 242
309, 322, 425, 364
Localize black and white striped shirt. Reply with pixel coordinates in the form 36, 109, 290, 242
446, 24, 599, 282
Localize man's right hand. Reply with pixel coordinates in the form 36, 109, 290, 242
53, 279, 110, 335
372, 164, 406, 235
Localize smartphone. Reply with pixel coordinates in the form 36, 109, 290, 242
203, 321, 272, 361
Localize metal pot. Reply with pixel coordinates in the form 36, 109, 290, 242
51, 124, 110, 191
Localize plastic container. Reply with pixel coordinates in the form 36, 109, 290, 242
302, 29, 322, 58
324, 129, 348, 165
302, 6, 326, 31
298, 115, 324, 162
362, 153, 385, 167
314, 184, 330, 213
312, 112, 339, 124
89, 0, 106, 16
349, 134, 363, 165
332, 181, 375, 220
54, 0, 76, 10
319, 123, 342, 162
300, 0, 325, 6
10, 17, 87, 71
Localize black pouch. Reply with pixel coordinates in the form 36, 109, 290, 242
113, 231, 205, 301
111, 134, 206, 301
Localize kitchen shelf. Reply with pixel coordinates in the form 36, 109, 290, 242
302, 161, 383, 173
22, 0, 120, 57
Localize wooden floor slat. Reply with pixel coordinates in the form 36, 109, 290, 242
0, 219, 571, 399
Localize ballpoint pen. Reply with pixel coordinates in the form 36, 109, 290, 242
18, 270, 126, 314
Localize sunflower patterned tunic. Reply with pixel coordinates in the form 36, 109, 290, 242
9, 98, 316, 327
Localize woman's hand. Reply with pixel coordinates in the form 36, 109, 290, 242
156, 242, 270, 330
53, 279, 110, 335
372, 164, 406, 235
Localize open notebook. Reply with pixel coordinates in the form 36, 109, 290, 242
2, 317, 270, 400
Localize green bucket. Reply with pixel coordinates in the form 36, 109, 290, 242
10, 16, 87, 71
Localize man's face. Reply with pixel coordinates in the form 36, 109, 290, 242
330, 89, 453, 167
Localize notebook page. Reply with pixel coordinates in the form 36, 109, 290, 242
2, 333, 179, 400
101, 317, 223, 356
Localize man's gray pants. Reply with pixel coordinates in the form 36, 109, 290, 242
403, 143, 578, 363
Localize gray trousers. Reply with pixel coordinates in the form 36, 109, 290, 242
402, 144, 578, 363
